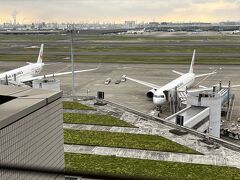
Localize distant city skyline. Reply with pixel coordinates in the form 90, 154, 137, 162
0, 0, 240, 23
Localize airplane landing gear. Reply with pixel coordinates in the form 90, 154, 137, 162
156, 105, 162, 117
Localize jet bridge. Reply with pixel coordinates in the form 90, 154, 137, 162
166, 87, 232, 138
166, 106, 210, 132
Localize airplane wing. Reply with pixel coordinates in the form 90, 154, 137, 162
124, 76, 161, 89
20, 67, 99, 83
222, 85, 240, 88
7, 80, 29, 87
195, 71, 217, 78
172, 70, 184, 76
188, 84, 240, 93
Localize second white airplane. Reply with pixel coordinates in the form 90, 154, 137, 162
122, 50, 216, 106
0, 44, 99, 85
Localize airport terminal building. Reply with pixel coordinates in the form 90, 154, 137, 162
0, 85, 64, 179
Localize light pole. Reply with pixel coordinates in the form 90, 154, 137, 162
70, 29, 75, 98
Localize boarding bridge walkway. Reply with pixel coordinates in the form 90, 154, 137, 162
166, 106, 210, 132
166, 88, 232, 137
177, 88, 229, 105
177, 91, 187, 104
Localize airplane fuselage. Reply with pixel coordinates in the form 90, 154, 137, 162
0, 63, 43, 82
153, 73, 195, 105
0, 43, 98, 86
124, 50, 216, 106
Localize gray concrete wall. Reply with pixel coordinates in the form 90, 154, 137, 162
0, 98, 64, 180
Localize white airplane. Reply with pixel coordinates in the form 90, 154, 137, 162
122, 50, 216, 106
0, 44, 98, 85
126, 28, 146, 34
232, 30, 240, 34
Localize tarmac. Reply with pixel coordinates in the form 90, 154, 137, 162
1, 61, 240, 119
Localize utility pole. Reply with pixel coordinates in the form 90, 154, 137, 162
70, 29, 75, 97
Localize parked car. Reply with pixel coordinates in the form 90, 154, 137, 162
115, 80, 121, 84
104, 78, 111, 85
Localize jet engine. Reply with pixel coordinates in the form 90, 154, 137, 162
146, 89, 156, 98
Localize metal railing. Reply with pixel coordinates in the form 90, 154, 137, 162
104, 99, 240, 152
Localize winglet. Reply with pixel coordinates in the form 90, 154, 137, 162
189, 50, 196, 73
37, 44, 44, 63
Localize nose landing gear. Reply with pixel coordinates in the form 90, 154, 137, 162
156, 105, 162, 117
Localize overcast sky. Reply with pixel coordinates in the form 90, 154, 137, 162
0, 0, 240, 23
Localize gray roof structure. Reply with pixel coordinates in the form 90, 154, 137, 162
0, 85, 62, 129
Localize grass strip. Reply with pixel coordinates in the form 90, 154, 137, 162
64, 113, 135, 127
63, 101, 95, 110
65, 153, 240, 180
45, 45, 240, 53
64, 129, 199, 154
5, 44, 240, 53
1, 34, 240, 42
1, 54, 240, 65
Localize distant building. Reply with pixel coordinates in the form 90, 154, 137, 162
58, 23, 68, 30
148, 22, 160, 28
124, 21, 136, 28
161, 22, 168, 25
220, 21, 237, 26
0, 85, 64, 179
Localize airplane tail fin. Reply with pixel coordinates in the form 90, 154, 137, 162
37, 44, 44, 64
189, 50, 196, 73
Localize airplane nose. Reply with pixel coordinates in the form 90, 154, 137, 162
153, 96, 166, 105
153, 97, 162, 105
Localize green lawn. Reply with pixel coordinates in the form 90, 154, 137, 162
1, 34, 240, 42
1, 34, 240, 64
75, 55, 240, 64
65, 153, 240, 180
4, 43, 240, 54
44, 45, 240, 53
0, 34, 68, 42
64, 113, 134, 127
64, 129, 199, 154
63, 101, 95, 110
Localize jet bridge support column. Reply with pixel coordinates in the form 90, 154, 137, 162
226, 81, 231, 120
5, 75, 8, 85
208, 95, 221, 138
167, 88, 180, 114
14, 74, 17, 82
